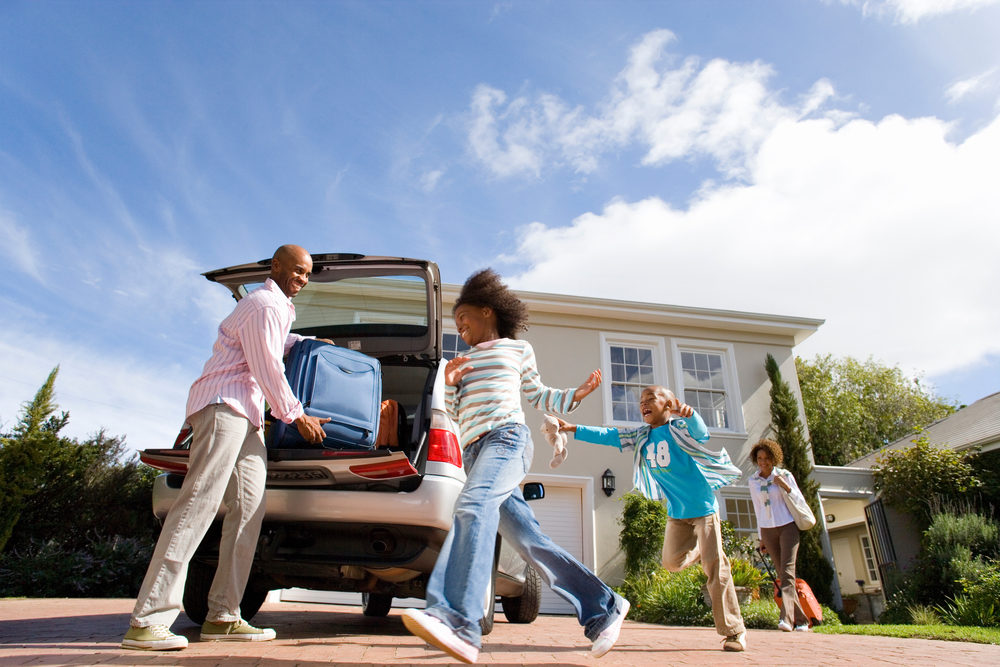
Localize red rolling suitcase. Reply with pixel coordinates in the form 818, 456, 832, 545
758, 548, 823, 627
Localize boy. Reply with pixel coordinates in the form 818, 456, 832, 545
555, 385, 747, 652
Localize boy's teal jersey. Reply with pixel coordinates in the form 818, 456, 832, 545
573, 413, 741, 519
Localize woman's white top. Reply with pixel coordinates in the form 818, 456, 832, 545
749, 466, 800, 536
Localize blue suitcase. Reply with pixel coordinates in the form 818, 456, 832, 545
270, 339, 382, 450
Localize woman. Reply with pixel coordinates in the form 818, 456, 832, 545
748, 438, 810, 632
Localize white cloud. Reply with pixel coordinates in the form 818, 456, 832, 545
841, 0, 1000, 23
466, 30, 838, 180
0, 326, 194, 454
504, 111, 1000, 378
0, 210, 45, 284
946, 67, 999, 103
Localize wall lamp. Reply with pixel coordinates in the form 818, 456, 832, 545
601, 469, 616, 497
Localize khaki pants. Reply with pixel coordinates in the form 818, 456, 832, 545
661, 512, 745, 637
131, 404, 267, 628
760, 521, 808, 626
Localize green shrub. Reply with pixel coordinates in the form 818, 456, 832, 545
740, 598, 779, 629
938, 561, 1000, 627
618, 492, 666, 578
915, 512, 1000, 603
619, 567, 712, 626
0, 534, 151, 597
818, 604, 843, 627
730, 557, 766, 592
908, 604, 942, 625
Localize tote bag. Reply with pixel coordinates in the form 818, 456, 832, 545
779, 475, 817, 530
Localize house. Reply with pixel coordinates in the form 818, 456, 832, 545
844, 391, 1000, 600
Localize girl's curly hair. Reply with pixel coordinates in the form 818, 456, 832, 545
749, 438, 784, 467
453, 268, 528, 340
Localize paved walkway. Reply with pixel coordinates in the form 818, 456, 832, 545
1, 598, 999, 666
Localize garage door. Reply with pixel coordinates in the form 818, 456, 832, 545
525, 484, 586, 615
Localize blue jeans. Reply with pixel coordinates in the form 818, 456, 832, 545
424, 423, 622, 648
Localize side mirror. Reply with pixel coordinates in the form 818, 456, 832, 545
522, 482, 545, 501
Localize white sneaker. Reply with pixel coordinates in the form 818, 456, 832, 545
794, 624, 811, 632
778, 620, 793, 632
401, 608, 479, 664
592, 598, 630, 657
722, 630, 747, 652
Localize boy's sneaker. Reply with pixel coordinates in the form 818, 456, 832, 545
592, 598, 630, 657
200, 619, 276, 642
778, 620, 793, 632
401, 608, 479, 664
794, 624, 811, 632
722, 630, 747, 652
121, 624, 188, 650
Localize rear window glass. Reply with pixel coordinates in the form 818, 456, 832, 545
242, 274, 429, 338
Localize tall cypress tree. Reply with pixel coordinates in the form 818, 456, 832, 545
764, 354, 834, 604
0, 367, 68, 552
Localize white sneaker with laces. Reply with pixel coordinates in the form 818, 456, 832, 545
592, 598, 630, 657
794, 624, 811, 632
401, 608, 479, 664
778, 620, 793, 632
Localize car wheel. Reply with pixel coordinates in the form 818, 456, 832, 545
361, 592, 393, 617
182, 559, 269, 625
480, 537, 500, 635
500, 564, 542, 624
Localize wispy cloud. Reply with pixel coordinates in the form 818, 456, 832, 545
0, 325, 194, 452
465, 30, 839, 181
946, 67, 999, 103
840, 0, 1000, 24
0, 210, 45, 285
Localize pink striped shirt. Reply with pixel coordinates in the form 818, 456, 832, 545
185, 278, 305, 427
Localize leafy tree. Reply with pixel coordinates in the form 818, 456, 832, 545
796, 354, 957, 466
872, 437, 980, 528
765, 354, 834, 604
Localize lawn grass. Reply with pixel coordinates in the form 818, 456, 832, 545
813, 623, 1000, 645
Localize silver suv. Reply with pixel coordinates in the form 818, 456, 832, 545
140, 254, 542, 633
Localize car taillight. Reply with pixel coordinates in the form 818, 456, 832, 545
427, 428, 462, 468
348, 458, 420, 480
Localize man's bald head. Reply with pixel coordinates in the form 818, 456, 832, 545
270, 245, 313, 298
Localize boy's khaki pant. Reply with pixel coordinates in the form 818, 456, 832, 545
661, 512, 746, 637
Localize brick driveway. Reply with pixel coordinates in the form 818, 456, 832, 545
2, 598, 999, 666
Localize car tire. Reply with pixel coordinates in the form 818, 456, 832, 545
500, 564, 542, 624
361, 592, 393, 617
183, 559, 269, 625
479, 537, 500, 635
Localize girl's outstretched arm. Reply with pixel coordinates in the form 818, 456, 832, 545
572, 369, 602, 403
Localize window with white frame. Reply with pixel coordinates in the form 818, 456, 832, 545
860, 535, 879, 582
724, 497, 758, 541
442, 332, 471, 360
671, 340, 744, 433
600, 334, 667, 426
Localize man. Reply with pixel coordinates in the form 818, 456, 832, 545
122, 244, 329, 651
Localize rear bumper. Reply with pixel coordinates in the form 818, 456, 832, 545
151, 470, 464, 533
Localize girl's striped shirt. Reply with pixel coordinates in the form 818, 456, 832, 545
444, 338, 578, 447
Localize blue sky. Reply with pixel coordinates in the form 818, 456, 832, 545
2, 0, 999, 451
